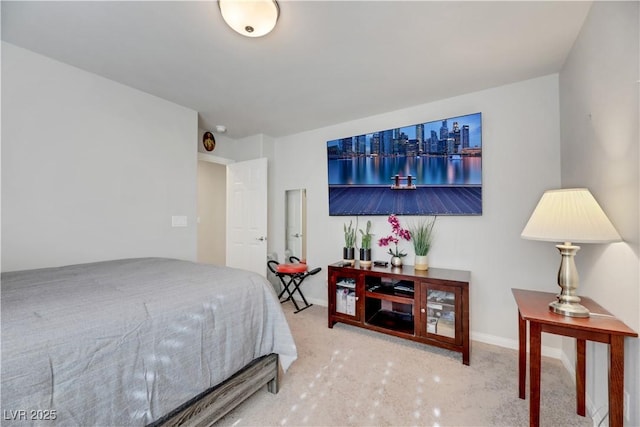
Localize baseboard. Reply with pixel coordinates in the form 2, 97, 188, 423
303, 297, 601, 419
304, 296, 328, 307
559, 348, 602, 425
304, 301, 565, 360
471, 331, 564, 359
475, 332, 602, 423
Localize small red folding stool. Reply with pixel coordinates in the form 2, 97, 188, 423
267, 256, 321, 313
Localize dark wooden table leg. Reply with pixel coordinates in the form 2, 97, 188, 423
462, 288, 470, 366
576, 339, 586, 416
609, 335, 625, 427
529, 322, 542, 427
518, 310, 526, 399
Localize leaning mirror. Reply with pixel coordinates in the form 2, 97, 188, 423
285, 189, 307, 261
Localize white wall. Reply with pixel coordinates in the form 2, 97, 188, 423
559, 2, 640, 424
271, 74, 565, 350
1, 42, 198, 271
199, 130, 267, 162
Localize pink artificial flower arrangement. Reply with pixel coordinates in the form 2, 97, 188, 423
377, 214, 411, 258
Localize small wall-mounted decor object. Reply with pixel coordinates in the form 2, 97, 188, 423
203, 131, 216, 152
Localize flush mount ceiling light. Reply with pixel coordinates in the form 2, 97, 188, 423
218, 0, 279, 38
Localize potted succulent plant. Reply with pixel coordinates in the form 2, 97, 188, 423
408, 216, 436, 270
359, 220, 373, 267
343, 220, 356, 266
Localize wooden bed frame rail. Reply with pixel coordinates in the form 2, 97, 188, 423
150, 353, 279, 427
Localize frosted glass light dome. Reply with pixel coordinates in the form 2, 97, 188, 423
219, 0, 279, 38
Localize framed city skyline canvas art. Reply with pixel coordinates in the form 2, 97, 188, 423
327, 112, 482, 216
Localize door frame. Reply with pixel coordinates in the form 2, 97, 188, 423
196, 152, 234, 265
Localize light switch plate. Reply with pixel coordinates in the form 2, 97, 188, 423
171, 216, 188, 227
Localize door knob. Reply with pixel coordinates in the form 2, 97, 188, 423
257, 236, 267, 241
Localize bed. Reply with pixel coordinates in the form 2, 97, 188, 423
1, 258, 297, 426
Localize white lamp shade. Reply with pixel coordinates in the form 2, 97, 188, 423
521, 188, 621, 244
219, 0, 279, 38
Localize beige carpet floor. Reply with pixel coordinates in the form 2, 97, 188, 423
217, 303, 592, 427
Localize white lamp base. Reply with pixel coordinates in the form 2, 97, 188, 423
550, 243, 590, 318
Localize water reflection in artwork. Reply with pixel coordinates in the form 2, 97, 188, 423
328, 156, 481, 186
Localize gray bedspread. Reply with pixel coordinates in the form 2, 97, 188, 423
1, 258, 297, 426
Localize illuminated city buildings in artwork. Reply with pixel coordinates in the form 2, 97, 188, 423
326, 113, 483, 216
327, 114, 482, 159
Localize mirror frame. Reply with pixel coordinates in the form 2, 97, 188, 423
285, 188, 307, 261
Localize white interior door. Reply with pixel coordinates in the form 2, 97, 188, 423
226, 158, 268, 276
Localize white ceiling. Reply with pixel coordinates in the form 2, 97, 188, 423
1, 1, 592, 139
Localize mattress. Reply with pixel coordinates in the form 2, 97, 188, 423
1, 258, 297, 426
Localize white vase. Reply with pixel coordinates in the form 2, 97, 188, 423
414, 255, 429, 271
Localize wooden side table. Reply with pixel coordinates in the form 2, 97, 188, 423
512, 289, 637, 427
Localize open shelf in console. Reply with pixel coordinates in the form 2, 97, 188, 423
364, 296, 414, 335
365, 275, 415, 299
366, 310, 414, 334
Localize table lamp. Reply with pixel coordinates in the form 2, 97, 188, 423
521, 188, 621, 317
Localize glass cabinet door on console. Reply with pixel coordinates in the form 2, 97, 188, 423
420, 283, 462, 345
329, 269, 361, 322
